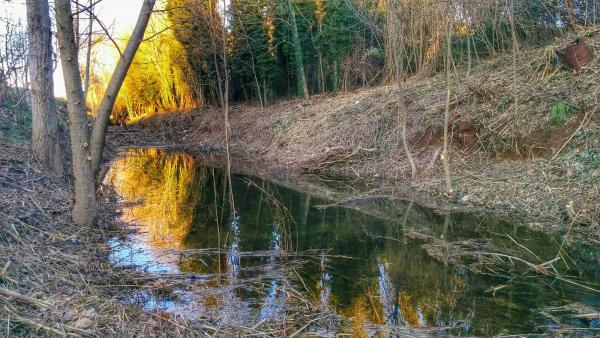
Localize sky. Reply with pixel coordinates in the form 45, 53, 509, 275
0, 0, 145, 97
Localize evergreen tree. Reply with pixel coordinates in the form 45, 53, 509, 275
230, 0, 276, 106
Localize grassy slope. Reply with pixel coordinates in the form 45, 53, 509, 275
130, 27, 600, 237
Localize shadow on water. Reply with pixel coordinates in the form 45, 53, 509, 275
107, 148, 600, 336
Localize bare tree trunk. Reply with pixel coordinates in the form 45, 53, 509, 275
221, 0, 235, 213
388, 8, 417, 179
26, 0, 64, 177
317, 52, 325, 92
222, 38, 235, 214
564, 0, 578, 31
90, 0, 156, 175
315, 0, 325, 92
442, 20, 453, 195
288, 0, 309, 99
55, 0, 97, 226
239, 22, 263, 110
509, 0, 519, 118
466, 27, 472, 79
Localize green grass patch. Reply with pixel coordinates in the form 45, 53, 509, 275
548, 99, 576, 125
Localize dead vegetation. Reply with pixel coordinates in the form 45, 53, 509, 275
126, 26, 600, 236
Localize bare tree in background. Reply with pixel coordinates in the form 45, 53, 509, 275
387, 5, 417, 179
442, 19, 453, 195
90, 0, 157, 175
83, 0, 94, 101
222, 0, 235, 213
54, 0, 156, 226
26, 0, 64, 177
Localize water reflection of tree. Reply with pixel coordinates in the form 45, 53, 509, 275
295, 204, 471, 335
109, 149, 203, 247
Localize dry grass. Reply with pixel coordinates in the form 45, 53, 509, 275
125, 26, 600, 238
4, 24, 600, 338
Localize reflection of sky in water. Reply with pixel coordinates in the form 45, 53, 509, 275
319, 251, 332, 308
109, 217, 292, 324
109, 226, 258, 324
131, 289, 200, 319
227, 215, 241, 278
259, 225, 285, 321
108, 234, 179, 274
109, 234, 209, 320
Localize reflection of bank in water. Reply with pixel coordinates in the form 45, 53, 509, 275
108, 148, 202, 248
107, 149, 300, 324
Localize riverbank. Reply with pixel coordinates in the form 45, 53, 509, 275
0, 140, 188, 336
122, 27, 600, 243
0, 140, 341, 336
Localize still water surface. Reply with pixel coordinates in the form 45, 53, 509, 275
107, 149, 600, 336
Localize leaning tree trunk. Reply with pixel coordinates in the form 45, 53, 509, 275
26, 0, 64, 177
55, 0, 97, 226
288, 0, 309, 99
90, 0, 156, 175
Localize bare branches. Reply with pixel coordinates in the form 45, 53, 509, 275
90, 0, 157, 175
0, 15, 28, 97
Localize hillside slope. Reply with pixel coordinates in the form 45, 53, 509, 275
126, 27, 600, 236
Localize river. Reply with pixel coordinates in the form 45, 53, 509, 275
106, 148, 600, 336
